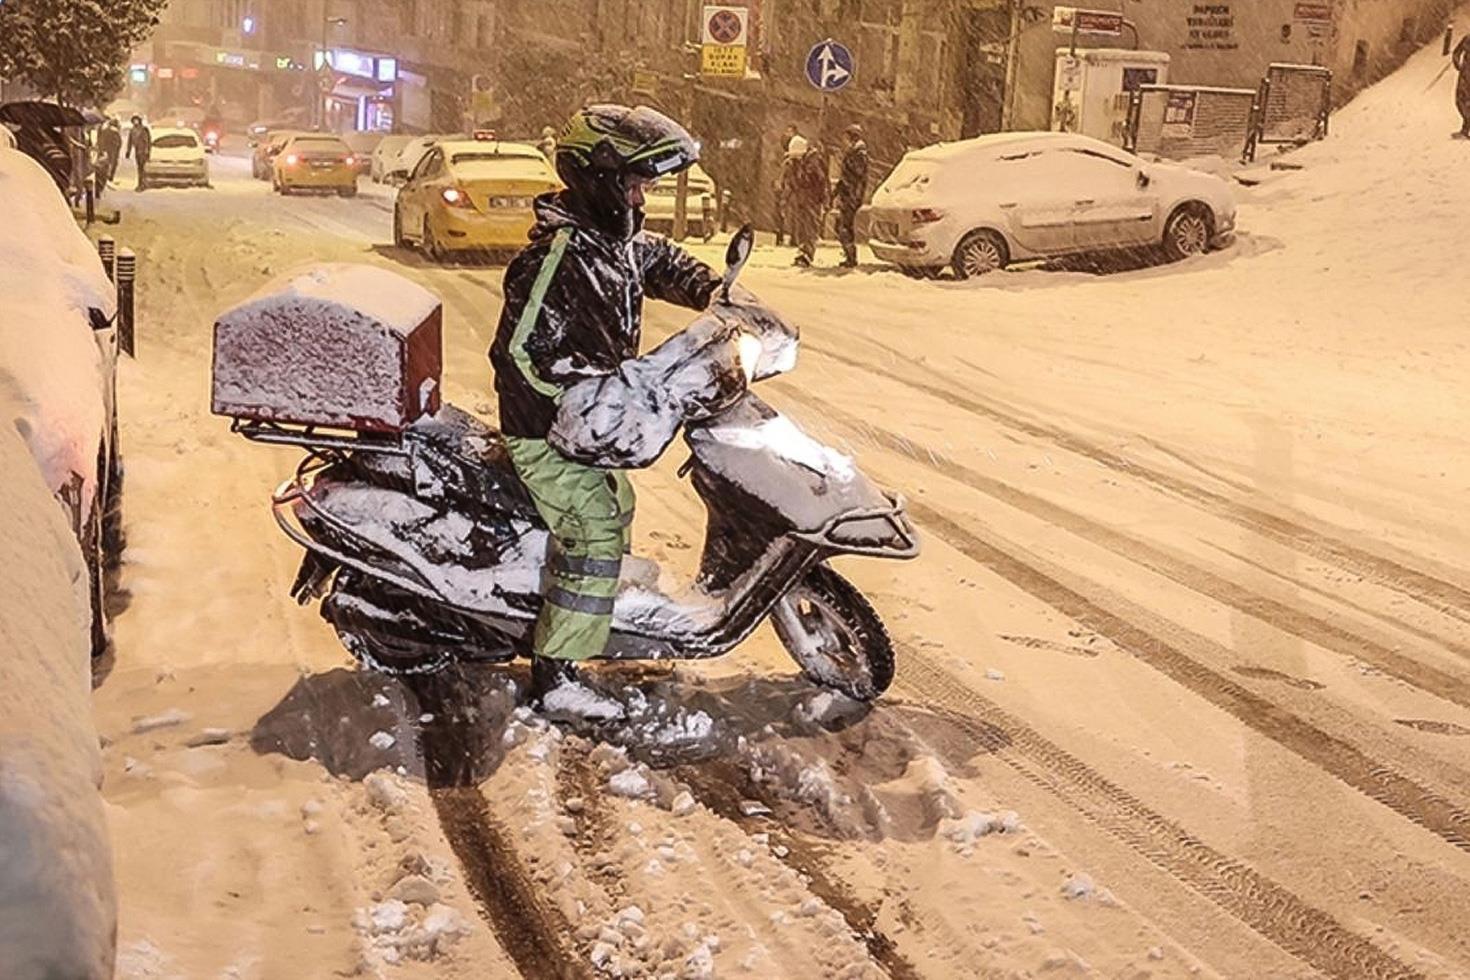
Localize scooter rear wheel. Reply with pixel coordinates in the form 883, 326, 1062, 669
772, 564, 895, 702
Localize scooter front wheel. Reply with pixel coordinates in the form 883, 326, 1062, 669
772, 565, 895, 702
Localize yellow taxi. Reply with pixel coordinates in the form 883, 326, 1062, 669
272, 133, 359, 197
392, 138, 560, 260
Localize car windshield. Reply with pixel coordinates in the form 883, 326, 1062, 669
450, 154, 553, 181
153, 134, 197, 149
880, 158, 939, 194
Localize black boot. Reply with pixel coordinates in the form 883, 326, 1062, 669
530, 655, 578, 708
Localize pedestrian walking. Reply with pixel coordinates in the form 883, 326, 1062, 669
773, 124, 798, 246
125, 115, 151, 190
97, 119, 122, 186
785, 136, 828, 268
833, 124, 869, 269
1454, 34, 1470, 139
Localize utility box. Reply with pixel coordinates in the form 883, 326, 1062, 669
1053, 48, 1171, 146
211, 263, 442, 433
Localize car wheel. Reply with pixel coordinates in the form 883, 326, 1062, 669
952, 230, 1009, 279
900, 266, 943, 280
340, 186, 357, 198
422, 219, 442, 262
1163, 204, 1212, 262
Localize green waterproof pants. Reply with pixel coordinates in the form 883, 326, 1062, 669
505, 436, 635, 662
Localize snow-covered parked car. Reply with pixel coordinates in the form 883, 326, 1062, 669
0, 146, 122, 653
144, 126, 210, 188
863, 131, 1237, 279
370, 134, 413, 183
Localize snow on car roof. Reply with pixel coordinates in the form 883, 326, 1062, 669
906, 131, 1120, 164
437, 140, 542, 158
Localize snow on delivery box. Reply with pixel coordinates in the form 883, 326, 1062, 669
212, 264, 442, 432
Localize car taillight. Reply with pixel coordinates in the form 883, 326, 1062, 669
441, 186, 474, 208
343, 155, 355, 167
911, 208, 944, 225
284, 154, 299, 166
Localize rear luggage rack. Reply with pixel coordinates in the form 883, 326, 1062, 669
231, 417, 409, 456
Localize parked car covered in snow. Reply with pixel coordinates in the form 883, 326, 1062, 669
386, 134, 465, 184
251, 129, 298, 180
0, 146, 123, 653
370, 134, 413, 183
863, 132, 1237, 279
144, 126, 210, 188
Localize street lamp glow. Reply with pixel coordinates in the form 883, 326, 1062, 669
242, 16, 255, 34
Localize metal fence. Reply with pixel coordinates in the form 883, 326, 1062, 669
1125, 63, 1333, 164
1125, 84, 1257, 161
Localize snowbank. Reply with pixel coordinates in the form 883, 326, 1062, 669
0, 389, 115, 979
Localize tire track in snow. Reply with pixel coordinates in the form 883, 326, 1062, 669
779, 386, 1470, 718
890, 651, 1424, 980
675, 761, 929, 980
802, 339, 1470, 627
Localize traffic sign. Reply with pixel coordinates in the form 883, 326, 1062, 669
1051, 6, 1125, 36
805, 39, 853, 92
701, 5, 749, 77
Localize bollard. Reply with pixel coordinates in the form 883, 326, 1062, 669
116, 249, 136, 358
84, 178, 95, 227
1446, 25, 1455, 56
97, 236, 115, 283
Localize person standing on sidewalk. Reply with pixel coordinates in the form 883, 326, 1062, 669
833, 124, 869, 269
1454, 33, 1470, 138
125, 115, 151, 191
773, 124, 799, 246
786, 136, 828, 267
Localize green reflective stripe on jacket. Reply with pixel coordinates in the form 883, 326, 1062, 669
510, 227, 572, 399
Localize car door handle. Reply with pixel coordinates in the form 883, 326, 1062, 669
998, 201, 1017, 209
1074, 199, 1095, 206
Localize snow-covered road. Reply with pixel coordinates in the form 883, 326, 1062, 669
97, 33, 1470, 980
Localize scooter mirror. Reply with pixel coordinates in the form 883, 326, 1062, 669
719, 224, 755, 303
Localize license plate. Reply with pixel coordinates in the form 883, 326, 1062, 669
310, 160, 337, 170
486, 196, 532, 210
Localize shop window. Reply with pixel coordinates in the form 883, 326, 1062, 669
1352, 39, 1369, 75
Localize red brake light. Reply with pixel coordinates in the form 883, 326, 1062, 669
911, 208, 944, 225
343, 155, 355, 167
284, 153, 299, 166
441, 186, 473, 208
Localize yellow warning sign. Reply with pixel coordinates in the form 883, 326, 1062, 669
701, 43, 747, 77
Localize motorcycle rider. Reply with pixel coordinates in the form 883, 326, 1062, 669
489, 104, 720, 714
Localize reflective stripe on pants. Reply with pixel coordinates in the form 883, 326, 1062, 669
505, 436, 634, 662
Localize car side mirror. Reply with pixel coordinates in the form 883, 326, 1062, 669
1136, 168, 1152, 189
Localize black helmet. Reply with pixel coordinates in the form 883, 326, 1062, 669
554, 104, 698, 239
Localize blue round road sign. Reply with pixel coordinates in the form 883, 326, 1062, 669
805, 39, 854, 92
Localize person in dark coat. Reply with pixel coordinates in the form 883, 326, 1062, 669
125, 115, 151, 190
1455, 34, 1470, 138
96, 119, 122, 186
489, 104, 720, 712
833, 124, 869, 268
784, 136, 828, 267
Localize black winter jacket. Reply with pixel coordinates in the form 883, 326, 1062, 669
489, 192, 720, 440
835, 140, 869, 211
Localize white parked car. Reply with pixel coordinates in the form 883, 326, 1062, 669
864, 132, 1237, 279
387, 134, 465, 184
144, 127, 210, 188
641, 162, 716, 240
0, 147, 122, 653
370, 134, 413, 183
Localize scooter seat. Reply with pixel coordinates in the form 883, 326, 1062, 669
404, 405, 542, 525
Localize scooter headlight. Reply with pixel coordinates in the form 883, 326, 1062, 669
737, 332, 762, 382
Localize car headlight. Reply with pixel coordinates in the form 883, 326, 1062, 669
737, 333, 762, 382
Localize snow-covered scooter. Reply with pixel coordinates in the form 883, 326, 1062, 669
215, 230, 919, 701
